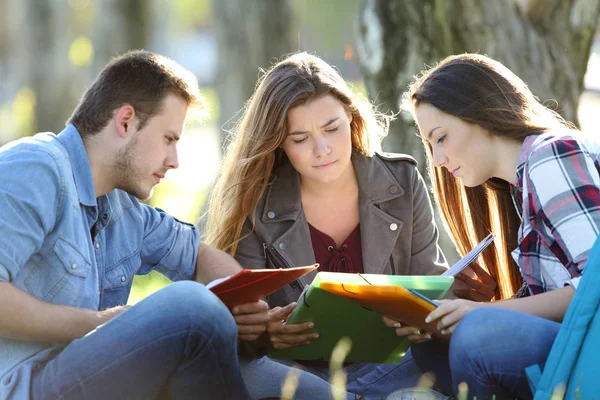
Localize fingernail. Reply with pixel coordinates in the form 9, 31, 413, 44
392, 322, 401, 328
308, 322, 315, 328
424, 333, 432, 340
413, 329, 421, 336
425, 317, 431, 323
441, 329, 447, 335
304, 341, 311, 346
312, 333, 319, 339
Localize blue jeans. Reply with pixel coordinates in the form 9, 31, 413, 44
412, 308, 561, 400
31, 281, 250, 399
241, 350, 423, 399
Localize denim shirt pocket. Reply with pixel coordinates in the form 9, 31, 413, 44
25, 236, 90, 306
101, 252, 141, 309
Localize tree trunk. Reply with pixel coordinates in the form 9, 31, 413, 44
213, 0, 294, 149
8, 0, 149, 136
355, 0, 600, 262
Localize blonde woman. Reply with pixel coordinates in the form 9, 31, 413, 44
205, 52, 490, 399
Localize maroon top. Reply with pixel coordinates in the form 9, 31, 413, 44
308, 222, 364, 273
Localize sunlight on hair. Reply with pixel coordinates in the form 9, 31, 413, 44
280, 368, 301, 400
550, 383, 566, 399
457, 382, 468, 400
330, 337, 353, 400
69, 36, 94, 67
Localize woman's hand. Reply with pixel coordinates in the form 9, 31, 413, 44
381, 316, 432, 343
425, 299, 485, 335
453, 263, 497, 302
232, 300, 269, 341
267, 303, 319, 350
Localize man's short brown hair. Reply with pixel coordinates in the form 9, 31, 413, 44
68, 50, 205, 137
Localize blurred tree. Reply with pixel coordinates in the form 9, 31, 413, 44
213, 0, 294, 148
355, 0, 600, 166
8, 0, 149, 136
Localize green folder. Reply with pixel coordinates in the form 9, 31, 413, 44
268, 272, 454, 364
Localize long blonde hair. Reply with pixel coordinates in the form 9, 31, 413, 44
205, 52, 390, 255
406, 54, 576, 299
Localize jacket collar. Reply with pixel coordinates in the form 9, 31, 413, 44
56, 125, 97, 207
261, 150, 410, 275
352, 151, 406, 203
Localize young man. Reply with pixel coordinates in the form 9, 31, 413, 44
0, 51, 267, 399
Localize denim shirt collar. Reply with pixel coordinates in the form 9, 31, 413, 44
56, 125, 97, 207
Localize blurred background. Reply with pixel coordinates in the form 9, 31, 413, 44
1, 0, 598, 303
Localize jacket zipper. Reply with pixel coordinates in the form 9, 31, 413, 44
389, 255, 396, 275
263, 243, 304, 290
375, 203, 397, 275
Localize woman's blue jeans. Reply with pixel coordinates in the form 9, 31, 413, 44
240, 350, 424, 399
30, 281, 251, 399
412, 308, 561, 400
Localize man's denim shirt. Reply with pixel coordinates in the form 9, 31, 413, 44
0, 125, 200, 399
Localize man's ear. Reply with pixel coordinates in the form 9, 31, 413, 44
114, 105, 136, 138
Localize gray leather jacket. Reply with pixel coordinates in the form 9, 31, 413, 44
235, 151, 448, 307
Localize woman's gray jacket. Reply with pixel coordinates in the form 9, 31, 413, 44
235, 151, 449, 307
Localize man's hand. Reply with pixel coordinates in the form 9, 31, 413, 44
95, 305, 131, 327
266, 303, 318, 350
453, 263, 497, 301
425, 299, 485, 335
0, 282, 132, 343
381, 315, 432, 343
231, 300, 269, 341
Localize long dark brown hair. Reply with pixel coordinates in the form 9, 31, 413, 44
406, 54, 575, 299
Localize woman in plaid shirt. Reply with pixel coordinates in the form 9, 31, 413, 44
402, 54, 600, 399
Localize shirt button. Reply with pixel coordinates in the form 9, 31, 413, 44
96, 243, 101, 249
71, 263, 77, 269
390, 223, 398, 231
389, 185, 399, 194
121, 276, 126, 282
267, 211, 276, 219
278, 242, 287, 251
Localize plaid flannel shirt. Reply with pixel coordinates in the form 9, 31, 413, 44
511, 131, 600, 295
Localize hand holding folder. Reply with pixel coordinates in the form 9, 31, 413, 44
319, 282, 441, 337
319, 233, 496, 336
209, 265, 318, 308
269, 273, 454, 363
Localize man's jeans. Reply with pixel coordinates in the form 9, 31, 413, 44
412, 308, 561, 400
240, 350, 423, 399
31, 281, 250, 399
